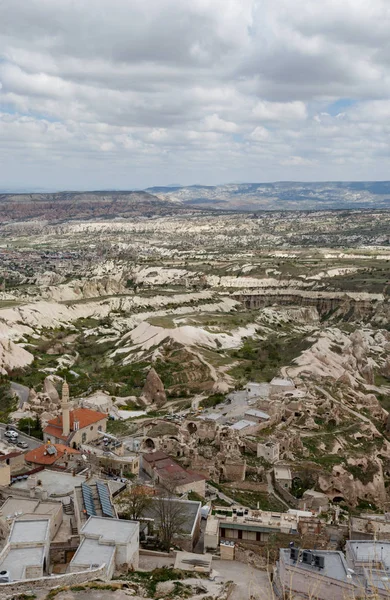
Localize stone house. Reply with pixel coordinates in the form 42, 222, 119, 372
274, 465, 292, 490
0, 450, 25, 474
257, 440, 280, 463
142, 451, 206, 497
25, 443, 80, 467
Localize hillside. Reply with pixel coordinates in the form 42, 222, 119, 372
146, 181, 390, 210
0, 190, 187, 223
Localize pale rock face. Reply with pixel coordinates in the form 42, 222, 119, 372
0, 338, 34, 374
43, 377, 60, 403
141, 368, 167, 407
361, 363, 374, 385
382, 359, 390, 378
318, 459, 387, 507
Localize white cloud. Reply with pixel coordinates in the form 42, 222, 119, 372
252, 101, 307, 122
0, 0, 390, 188
249, 126, 270, 141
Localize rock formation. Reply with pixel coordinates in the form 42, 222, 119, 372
141, 368, 166, 407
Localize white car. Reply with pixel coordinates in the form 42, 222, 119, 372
4, 431, 18, 440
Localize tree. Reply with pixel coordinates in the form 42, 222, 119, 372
18, 416, 43, 440
150, 481, 190, 551
116, 485, 153, 521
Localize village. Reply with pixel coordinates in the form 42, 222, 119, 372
0, 373, 389, 600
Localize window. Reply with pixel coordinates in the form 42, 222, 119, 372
98, 425, 102, 432
82, 432, 87, 443
90, 426, 94, 431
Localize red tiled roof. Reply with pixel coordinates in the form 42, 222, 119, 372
143, 451, 206, 486
44, 407, 107, 440
25, 443, 80, 465
142, 450, 170, 464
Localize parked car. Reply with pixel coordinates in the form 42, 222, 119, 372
4, 430, 18, 439
16, 441, 28, 449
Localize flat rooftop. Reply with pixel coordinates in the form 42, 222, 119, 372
245, 409, 270, 419
9, 518, 50, 544
81, 516, 138, 543
281, 548, 352, 583
347, 540, 390, 567
71, 537, 115, 569
229, 419, 255, 431
1, 497, 39, 517
0, 546, 45, 581
1, 496, 62, 520
11, 469, 86, 496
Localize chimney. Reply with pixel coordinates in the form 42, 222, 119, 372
61, 381, 71, 438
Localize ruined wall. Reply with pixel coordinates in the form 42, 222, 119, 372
0, 564, 108, 600
224, 460, 246, 482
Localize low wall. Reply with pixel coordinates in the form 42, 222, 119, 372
0, 564, 108, 600
224, 481, 268, 492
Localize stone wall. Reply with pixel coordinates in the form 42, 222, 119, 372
0, 564, 108, 600
224, 481, 268, 492
224, 460, 246, 482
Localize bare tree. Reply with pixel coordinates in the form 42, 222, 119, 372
150, 480, 190, 551
116, 484, 153, 521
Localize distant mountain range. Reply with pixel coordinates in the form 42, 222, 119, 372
0, 182, 390, 223
0, 190, 186, 223
145, 181, 390, 211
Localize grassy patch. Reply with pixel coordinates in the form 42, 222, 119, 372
220, 486, 285, 511
228, 332, 312, 384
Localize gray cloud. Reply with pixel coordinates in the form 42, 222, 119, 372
0, 0, 390, 190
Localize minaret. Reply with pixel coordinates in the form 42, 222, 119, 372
61, 381, 71, 438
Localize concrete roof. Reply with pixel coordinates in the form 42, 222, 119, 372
1, 497, 39, 517
347, 540, 390, 567
9, 518, 50, 544
270, 377, 294, 387
1, 497, 62, 520
71, 537, 115, 568
229, 419, 255, 430
245, 409, 270, 420
0, 546, 45, 581
81, 516, 139, 543
11, 469, 86, 496
274, 466, 292, 480
281, 548, 352, 583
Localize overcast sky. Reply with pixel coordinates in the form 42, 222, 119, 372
1, 0, 390, 191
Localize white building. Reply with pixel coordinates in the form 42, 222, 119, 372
0, 518, 51, 581
246, 382, 270, 400
257, 440, 280, 463
274, 465, 292, 490
245, 408, 270, 422
70, 516, 139, 578
270, 377, 295, 398
275, 541, 390, 599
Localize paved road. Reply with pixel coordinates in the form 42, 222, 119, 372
10, 381, 30, 408
0, 423, 41, 451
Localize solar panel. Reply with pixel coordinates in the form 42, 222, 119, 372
97, 482, 114, 517
82, 483, 97, 517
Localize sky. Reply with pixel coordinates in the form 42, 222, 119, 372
1, 0, 390, 191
